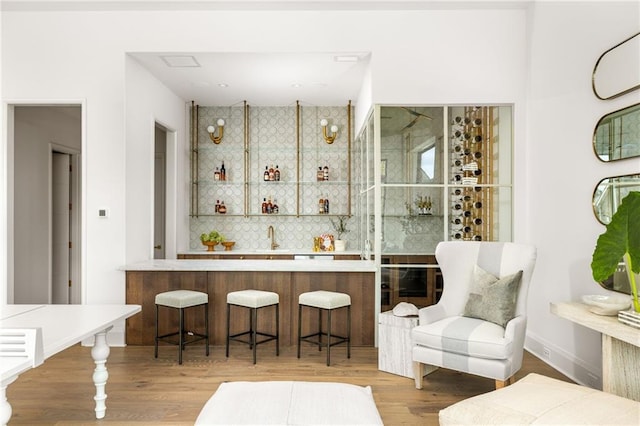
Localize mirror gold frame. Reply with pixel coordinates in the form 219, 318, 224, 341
592, 102, 640, 162
592, 32, 640, 100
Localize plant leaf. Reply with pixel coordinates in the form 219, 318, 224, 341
591, 192, 640, 281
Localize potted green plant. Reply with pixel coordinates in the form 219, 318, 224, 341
200, 230, 225, 251
330, 215, 350, 252
591, 191, 640, 313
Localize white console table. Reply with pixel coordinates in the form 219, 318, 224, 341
551, 302, 640, 401
0, 304, 141, 425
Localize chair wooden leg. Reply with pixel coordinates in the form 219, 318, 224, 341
495, 375, 515, 389
413, 361, 424, 389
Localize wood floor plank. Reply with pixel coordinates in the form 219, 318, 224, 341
6, 344, 572, 425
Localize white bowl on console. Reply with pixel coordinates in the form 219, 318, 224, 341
582, 294, 632, 316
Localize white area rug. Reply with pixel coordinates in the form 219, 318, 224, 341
195, 381, 384, 425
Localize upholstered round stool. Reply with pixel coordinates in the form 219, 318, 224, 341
154, 289, 209, 365
226, 290, 280, 364
297, 290, 351, 366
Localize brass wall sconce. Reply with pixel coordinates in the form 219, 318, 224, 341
207, 119, 225, 144
320, 118, 338, 144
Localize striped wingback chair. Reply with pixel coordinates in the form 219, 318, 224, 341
411, 241, 537, 390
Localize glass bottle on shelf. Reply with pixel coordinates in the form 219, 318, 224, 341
214, 167, 220, 181
317, 167, 324, 182
324, 194, 330, 214
318, 194, 325, 214
218, 201, 227, 214
262, 198, 268, 214
215, 199, 220, 214
272, 198, 279, 214
268, 164, 275, 181
220, 161, 226, 181
323, 164, 329, 181
274, 165, 280, 181
263, 167, 269, 181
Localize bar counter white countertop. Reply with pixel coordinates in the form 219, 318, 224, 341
122, 258, 376, 272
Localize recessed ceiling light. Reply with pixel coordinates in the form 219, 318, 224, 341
218, 83, 229, 88
160, 55, 200, 68
291, 83, 302, 88
333, 55, 359, 63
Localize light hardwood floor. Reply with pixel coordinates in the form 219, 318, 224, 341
7, 344, 571, 425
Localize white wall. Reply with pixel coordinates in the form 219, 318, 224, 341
525, 1, 640, 389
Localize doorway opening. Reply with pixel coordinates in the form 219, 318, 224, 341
9, 104, 82, 304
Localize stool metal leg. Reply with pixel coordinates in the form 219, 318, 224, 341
204, 302, 210, 357
226, 303, 231, 357
178, 307, 184, 365
154, 304, 159, 358
318, 308, 323, 351
326, 308, 332, 366
347, 305, 351, 359
276, 303, 280, 356
251, 307, 258, 364
297, 304, 302, 358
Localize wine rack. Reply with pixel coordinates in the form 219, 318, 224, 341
449, 106, 495, 241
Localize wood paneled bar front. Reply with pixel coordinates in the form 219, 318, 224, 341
124, 259, 376, 347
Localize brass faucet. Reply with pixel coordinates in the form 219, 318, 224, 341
267, 225, 279, 250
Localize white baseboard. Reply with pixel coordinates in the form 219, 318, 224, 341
525, 331, 602, 390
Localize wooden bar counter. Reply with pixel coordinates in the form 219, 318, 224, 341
124, 259, 376, 347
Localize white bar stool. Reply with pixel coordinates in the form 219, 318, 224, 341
226, 290, 280, 364
297, 290, 351, 366
155, 289, 209, 364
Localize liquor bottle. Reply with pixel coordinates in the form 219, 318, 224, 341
453, 203, 462, 210
220, 162, 226, 181
218, 201, 227, 214
264, 167, 269, 181
274, 165, 280, 181
215, 199, 220, 213
474, 151, 482, 159
454, 188, 462, 196
262, 198, 268, 214
474, 201, 483, 208
317, 167, 324, 182
452, 217, 462, 225
324, 194, 330, 214
323, 165, 329, 181
472, 235, 482, 241
214, 167, 220, 181
473, 134, 483, 143
474, 218, 483, 225
268, 164, 275, 181
272, 198, 279, 214
463, 210, 472, 217
463, 226, 472, 233
472, 118, 482, 127
453, 232, 462, 239
267, 196, 273, 214
318, 194, 325, 214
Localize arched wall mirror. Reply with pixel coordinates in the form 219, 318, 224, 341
592, 31, 640, 100
592, 173, 640, 224
593, 102, 640, 162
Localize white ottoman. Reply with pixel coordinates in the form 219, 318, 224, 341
439, 373, 640, 425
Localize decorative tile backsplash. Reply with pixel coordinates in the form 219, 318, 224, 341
190, 104, 360, 252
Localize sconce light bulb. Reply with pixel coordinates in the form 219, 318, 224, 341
320, 119, 328, 127
217, 118, 225, 126
330, 125, 338, 133
207, 125, 216, 133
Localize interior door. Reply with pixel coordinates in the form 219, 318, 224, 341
154, 126, 166, 259
52, 152, 71, 304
